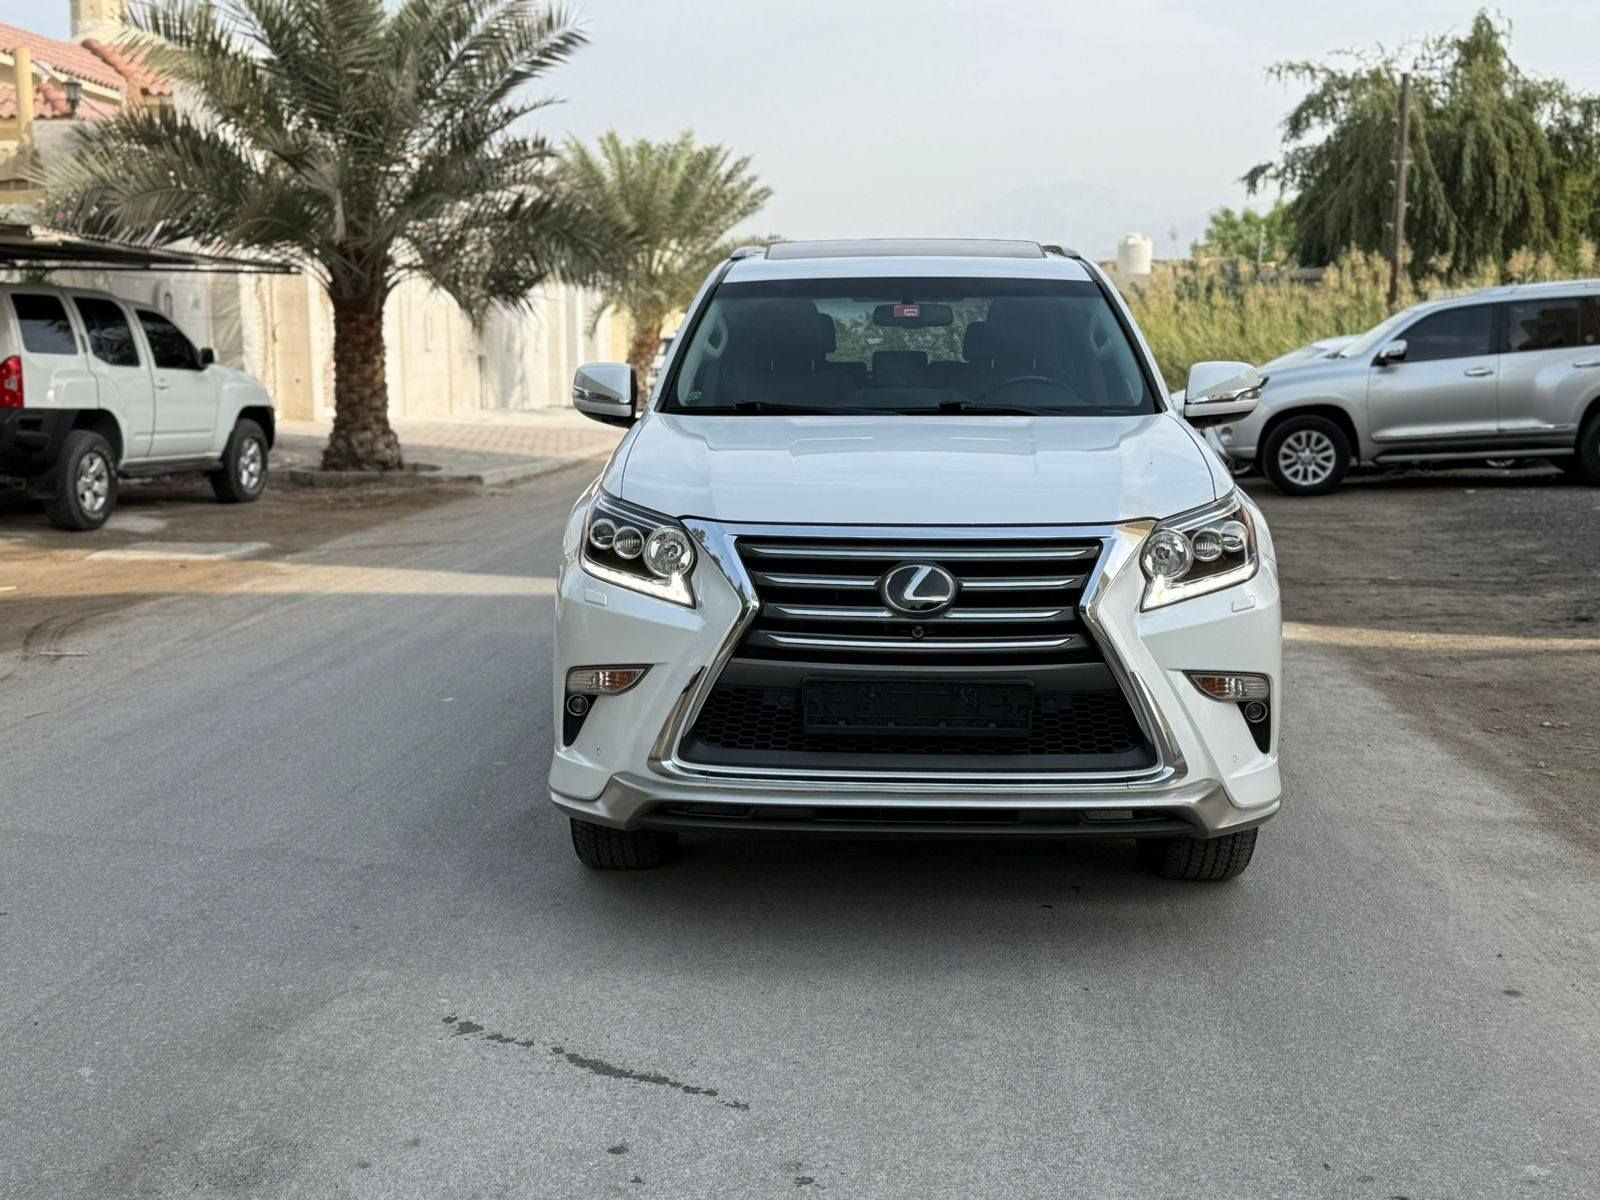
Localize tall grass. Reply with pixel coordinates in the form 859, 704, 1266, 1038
1125, 245, 1598, 387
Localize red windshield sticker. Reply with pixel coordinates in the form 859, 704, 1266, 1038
893, 304, 920, 319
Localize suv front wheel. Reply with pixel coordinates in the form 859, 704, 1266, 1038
1261, 415, 1351, 496
210, 418, 269, 504
1139, 828, 1258, 881
569, 818, 677, 869
1569, 413, 1600, 484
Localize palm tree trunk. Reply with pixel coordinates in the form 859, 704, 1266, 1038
322, 298, 403, 471
626, 312, 662, 382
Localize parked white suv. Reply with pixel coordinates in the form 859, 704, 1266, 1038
552, 240, 1281, 880
0, 285, 276, 529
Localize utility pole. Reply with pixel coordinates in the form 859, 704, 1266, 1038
1388, 71, 1412, 307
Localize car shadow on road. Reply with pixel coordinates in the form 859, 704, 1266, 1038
484, 805, 1266, 973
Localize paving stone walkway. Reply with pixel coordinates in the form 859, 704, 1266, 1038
276, 409, 624, 484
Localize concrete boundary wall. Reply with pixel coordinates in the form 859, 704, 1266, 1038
35, 266, 616, 420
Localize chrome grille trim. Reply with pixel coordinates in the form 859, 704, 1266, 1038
740, 543, 1097, 561
959, 575, 1084, 591
752, 572, 878, 589
754, 631, 1084, 652
764, 603, 1070, 622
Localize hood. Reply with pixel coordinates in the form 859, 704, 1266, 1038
1261, 355, 1366, 391
609, 413, 1223, 526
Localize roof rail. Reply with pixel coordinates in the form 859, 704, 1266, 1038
729, 245, 769, 260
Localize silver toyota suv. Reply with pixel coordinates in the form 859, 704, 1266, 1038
1215, 280, 1600, 494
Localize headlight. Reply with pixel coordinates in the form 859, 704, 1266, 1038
581, 492, 697, 606
1140, 493, 1258, 610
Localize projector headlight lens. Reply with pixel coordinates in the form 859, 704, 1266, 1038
1140, 493, 1259, 610
580, 493, 696, 606
643, 527, 694, 579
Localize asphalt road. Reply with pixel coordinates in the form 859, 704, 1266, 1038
3, 468, 1597, 1200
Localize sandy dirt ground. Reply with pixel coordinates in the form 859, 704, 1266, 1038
0, 469, 478, 668
1247, 464, 1600, 857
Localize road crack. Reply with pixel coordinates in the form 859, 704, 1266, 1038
442, 1014, 748, 1110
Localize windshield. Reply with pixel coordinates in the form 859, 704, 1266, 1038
1338, 308, 1417, 359
661, 277, 1157, 416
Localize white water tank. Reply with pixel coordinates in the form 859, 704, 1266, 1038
1116, 233, 1154, 277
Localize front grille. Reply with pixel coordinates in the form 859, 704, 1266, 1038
735, 534, 1103, 664
691, 684, 1144, 759
676, 530, 1158, 775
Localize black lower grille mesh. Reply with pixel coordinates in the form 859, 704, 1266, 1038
688, 684, 1145, 758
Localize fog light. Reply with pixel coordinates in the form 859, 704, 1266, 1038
564, 694, 590, 717
1242, 700, 1269, 724
1187, 672, 1270, 702
566, 666, 648, 695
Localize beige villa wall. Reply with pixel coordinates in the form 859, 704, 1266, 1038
43, 267, 614, 420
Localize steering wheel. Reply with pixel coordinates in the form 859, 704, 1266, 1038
971, 374, 1088, 407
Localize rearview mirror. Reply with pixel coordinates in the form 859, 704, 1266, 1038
572, 363, 637, 428
1180, 361, 1264, 428
199, 347, 216, 367
871, 302, 953, 328
1375, 339, 1408, 365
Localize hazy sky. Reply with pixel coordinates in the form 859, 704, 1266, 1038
7, 1, 1600, 256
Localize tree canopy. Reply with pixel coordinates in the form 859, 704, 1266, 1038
50, 0, 617, 470
1246, 11, 1600, 277
559, 131, 771, 378
1192, 201, 1297, 264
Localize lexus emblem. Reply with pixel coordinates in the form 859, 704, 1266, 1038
881, 562, 958, 616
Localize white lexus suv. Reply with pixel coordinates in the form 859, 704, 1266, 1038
551, 240, 1281, 881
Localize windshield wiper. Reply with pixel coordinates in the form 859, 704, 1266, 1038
926, 400, 1062, 416
724, 401, 858, 415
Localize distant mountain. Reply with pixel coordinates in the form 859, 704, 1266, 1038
940, 181, 1212, 261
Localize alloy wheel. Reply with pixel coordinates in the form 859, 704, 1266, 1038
76, 451, 111, 515
1277, 429, 1339, 488
239, 438, 265, 491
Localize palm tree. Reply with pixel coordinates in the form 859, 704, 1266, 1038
51, 0, 616, 470
560, 131, 772, 380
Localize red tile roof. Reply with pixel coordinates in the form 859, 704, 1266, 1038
83, 37, 173, 98
0, 80, 118, 121
0, 23, 128, 92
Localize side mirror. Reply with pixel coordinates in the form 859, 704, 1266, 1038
572, 363, 637, 428
1375, 339, 1407, 365
199, 347, 216, 367
1181, 361, 1265, 428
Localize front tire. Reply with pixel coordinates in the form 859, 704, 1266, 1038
1569, 415, 1600, 484
44, 429, 118, 531
569, 818, 677, 870
210, 418, 269, 503
1139, 828, 1258, 881
1260, 415, 1351, 496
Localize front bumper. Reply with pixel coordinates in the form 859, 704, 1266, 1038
549, 504, 1282, 839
